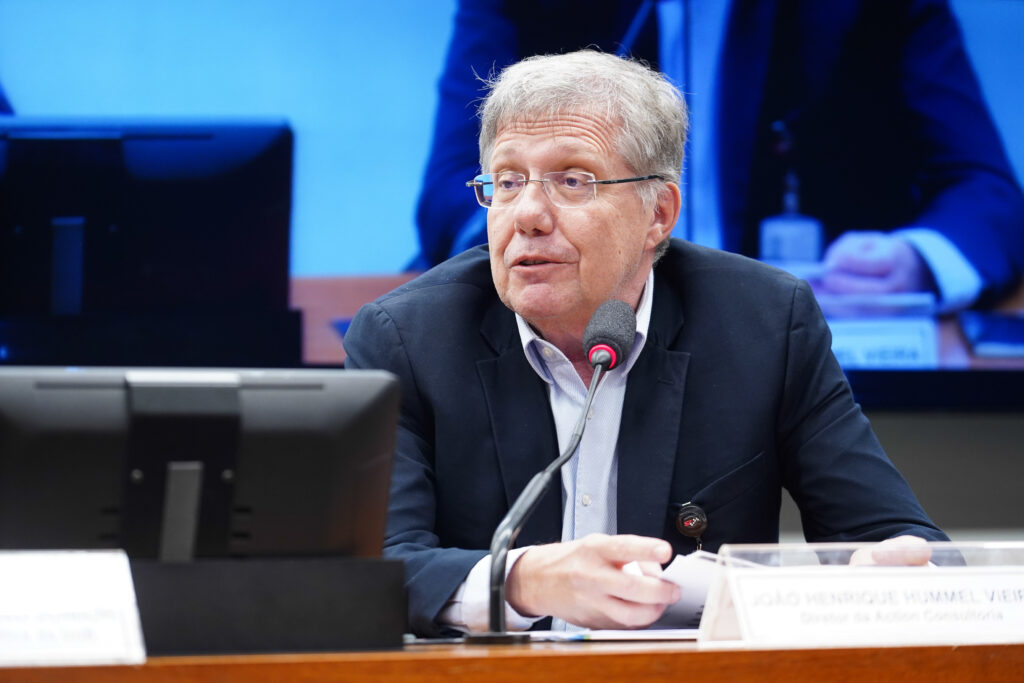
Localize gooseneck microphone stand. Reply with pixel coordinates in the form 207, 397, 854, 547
465, 299, 635, 644
466, 355, 611, 644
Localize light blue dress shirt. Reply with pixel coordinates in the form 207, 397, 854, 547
440, 270, 655, 632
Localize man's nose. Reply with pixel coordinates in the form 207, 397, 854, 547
512, 180, 555, 234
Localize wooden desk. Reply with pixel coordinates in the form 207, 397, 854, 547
291, 274, 416, 365
3, 642, 1023, 682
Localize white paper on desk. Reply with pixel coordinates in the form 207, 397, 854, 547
529, 628, 699, 642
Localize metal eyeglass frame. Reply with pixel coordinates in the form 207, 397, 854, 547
466, 171, 666, 208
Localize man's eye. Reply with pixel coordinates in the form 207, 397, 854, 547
497, 179, 519, 191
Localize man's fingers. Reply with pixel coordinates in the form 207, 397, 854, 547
509, 535, 681, 629
589, 533, 673, 565
824, 232, 892, 270
850, 535, 932, 566
821, 271, 899, 294
820, 233, 929, 294
604, 570, 681, 606
596, 595, 673, 630
588, 535, 680, 607
634, 561, 665, 577
870, 535, 932, 566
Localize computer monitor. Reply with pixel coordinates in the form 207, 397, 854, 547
0, 366, 398, 560
0, 118, 299, 367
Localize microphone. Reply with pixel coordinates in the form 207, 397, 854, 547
583, 299, 637, 370
674, 502, 708, 551
467, 300, 638, 643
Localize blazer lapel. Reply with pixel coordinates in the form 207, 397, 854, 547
617, 275, 690, 539
476, 303, 562, 548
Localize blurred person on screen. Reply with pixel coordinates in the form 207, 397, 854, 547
346, 50, 946, 637
0, 80, 12, 114
412, 0, 1024, 312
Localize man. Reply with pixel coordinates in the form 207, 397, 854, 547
345, 50, 946, 637
412, 0, 1024, 312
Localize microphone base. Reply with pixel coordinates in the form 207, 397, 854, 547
464, 631, 532, 645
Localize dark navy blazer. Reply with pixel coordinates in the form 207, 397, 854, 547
345, 241, 947, 636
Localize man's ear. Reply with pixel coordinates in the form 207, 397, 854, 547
646, 181, 681, 249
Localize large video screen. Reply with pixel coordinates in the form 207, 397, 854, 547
0, 1, 1021, 407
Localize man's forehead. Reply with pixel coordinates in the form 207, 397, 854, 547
491, 111, 623, 159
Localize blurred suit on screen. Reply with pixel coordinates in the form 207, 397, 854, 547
0, 81, 12, 114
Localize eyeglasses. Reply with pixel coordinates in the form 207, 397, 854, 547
466, 171, 665, 209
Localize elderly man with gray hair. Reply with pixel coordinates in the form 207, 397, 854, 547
344, 50, 946, 637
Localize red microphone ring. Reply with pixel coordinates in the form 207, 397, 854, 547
588, 343, 618, 368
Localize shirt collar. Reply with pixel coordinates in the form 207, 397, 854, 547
515, 269, 654, 382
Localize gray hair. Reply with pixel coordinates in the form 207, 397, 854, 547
478, 50, 689, 216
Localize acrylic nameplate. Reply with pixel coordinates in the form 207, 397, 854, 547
699, 542, 1024, 648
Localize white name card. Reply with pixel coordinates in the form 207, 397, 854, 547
0, 550, 146, 667
827, 316, 938, 369
701, 565, 1024, 647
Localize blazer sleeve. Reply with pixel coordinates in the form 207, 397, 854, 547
776, 280, 948, 542
344, 301, 488, 637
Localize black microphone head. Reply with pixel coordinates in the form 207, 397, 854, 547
582, 299, 637, 370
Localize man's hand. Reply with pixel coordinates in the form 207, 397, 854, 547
505, 533, 681, 629
849, 534, 933, 566
817, 232, 933, 294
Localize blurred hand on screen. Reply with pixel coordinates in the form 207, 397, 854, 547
506, 533, 681, 629
818, 232, 933, 294
849, 534, 933, 566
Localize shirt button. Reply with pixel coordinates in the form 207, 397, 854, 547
588, 409, 595, 420
581, 493, 592, 507
542, 347, 554, 359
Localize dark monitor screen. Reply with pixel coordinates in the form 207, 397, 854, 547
0, 118, 299, 367
0, 366, 398, 560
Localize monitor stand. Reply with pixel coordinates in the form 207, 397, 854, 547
120, 377, 405, 655
130, 556, 405, 655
